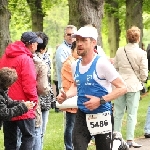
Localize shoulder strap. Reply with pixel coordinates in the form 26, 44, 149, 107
124, 47, 141, 82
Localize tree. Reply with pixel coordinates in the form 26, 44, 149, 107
26, 0, 64, 32
44, 2, 69, 48
68, 0, 104, 45
26, 0, 44, 31
0, 0, 11, 56
105, 0, 121, 57
126, 0, 143, 47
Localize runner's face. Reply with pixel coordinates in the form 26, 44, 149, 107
76, 36, 95, 57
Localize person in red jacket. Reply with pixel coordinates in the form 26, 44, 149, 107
0, 32, 43, 150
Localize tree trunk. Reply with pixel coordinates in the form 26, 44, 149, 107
105, 0, 120, 57
0, 0, 11, 56
68, 0, 104, 45
27, 0, 44, 32
126, 0, 143, 47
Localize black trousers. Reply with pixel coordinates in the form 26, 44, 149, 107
53, 80, 59, 96
73, 109, 113, 150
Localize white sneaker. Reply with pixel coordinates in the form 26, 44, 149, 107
127, 141, 142, 148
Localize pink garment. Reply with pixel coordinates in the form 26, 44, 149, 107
0, 41, 38, 121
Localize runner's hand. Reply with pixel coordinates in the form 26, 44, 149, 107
84, 95, 100, 111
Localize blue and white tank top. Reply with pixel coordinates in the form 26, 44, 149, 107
74, 55, 112, 114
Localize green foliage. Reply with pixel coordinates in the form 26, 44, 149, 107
43, 1, 69, 48
7, 0, 150, 52
8, 0, 68, 47
143, 0, 150, 14
103, 0, 126, 55
8, 0, 31, 41
42, 0, 66, 13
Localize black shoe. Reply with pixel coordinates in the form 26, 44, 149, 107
144, 133, 150, 138
55, 108, 60, 113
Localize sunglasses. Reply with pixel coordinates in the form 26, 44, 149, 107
66, 33, 74, 36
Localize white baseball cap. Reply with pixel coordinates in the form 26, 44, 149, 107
72, 27, 98, 41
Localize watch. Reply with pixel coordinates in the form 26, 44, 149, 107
100, 97, 106, 105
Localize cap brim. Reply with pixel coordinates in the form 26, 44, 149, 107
36, 37, 43, 44
71, 34, 81, 38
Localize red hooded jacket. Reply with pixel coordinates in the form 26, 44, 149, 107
0, 41, 38, 121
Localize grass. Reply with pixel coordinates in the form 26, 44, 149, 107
0, 93, 149, 150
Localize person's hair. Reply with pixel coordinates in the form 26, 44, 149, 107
71, 41, 76, 52
64, 25, 77, 34
0, 67, 18, 90
126, 26, 140, 43
21, 39, 31, 47
36, 32, 49, 52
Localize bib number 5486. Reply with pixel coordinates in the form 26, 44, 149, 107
90, 120, 108, 128
86, 112, 112, 135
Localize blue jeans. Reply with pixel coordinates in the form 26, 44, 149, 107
16, 127, 22, 150
144, 106, 150, 134
3, 119, 35, 150
64, 112, 76, 150
41, 110, 50, 148
33, 127, 42, 150
17, 126, 42, 150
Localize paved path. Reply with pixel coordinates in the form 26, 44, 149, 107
130, 137, 150, 150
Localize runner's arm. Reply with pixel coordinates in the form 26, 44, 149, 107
103, 77, 127, 102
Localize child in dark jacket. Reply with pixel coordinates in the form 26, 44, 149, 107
0, 67, 34, 128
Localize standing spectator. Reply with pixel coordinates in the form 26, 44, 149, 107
0, 67, 34, 124
32, 52, 50, 150
147, 44, 150, 71
61, 41, 78, 150
35, 31, 55, 149
17, 32, 51, 150
113, 26, 148, 148
55, 25, 77, 91
52, 45, 60, 112
57, 26, 127, 150
0, 32, 42, 150
144, 43, 150, 138
144, 102, 150, 138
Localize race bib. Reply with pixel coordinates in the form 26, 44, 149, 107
86, 111, 112, 135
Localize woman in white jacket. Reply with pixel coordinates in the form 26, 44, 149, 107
113, 26, 148, 148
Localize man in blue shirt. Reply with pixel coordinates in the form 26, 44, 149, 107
57, 26, 127, 150
55, 25, 77, 90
